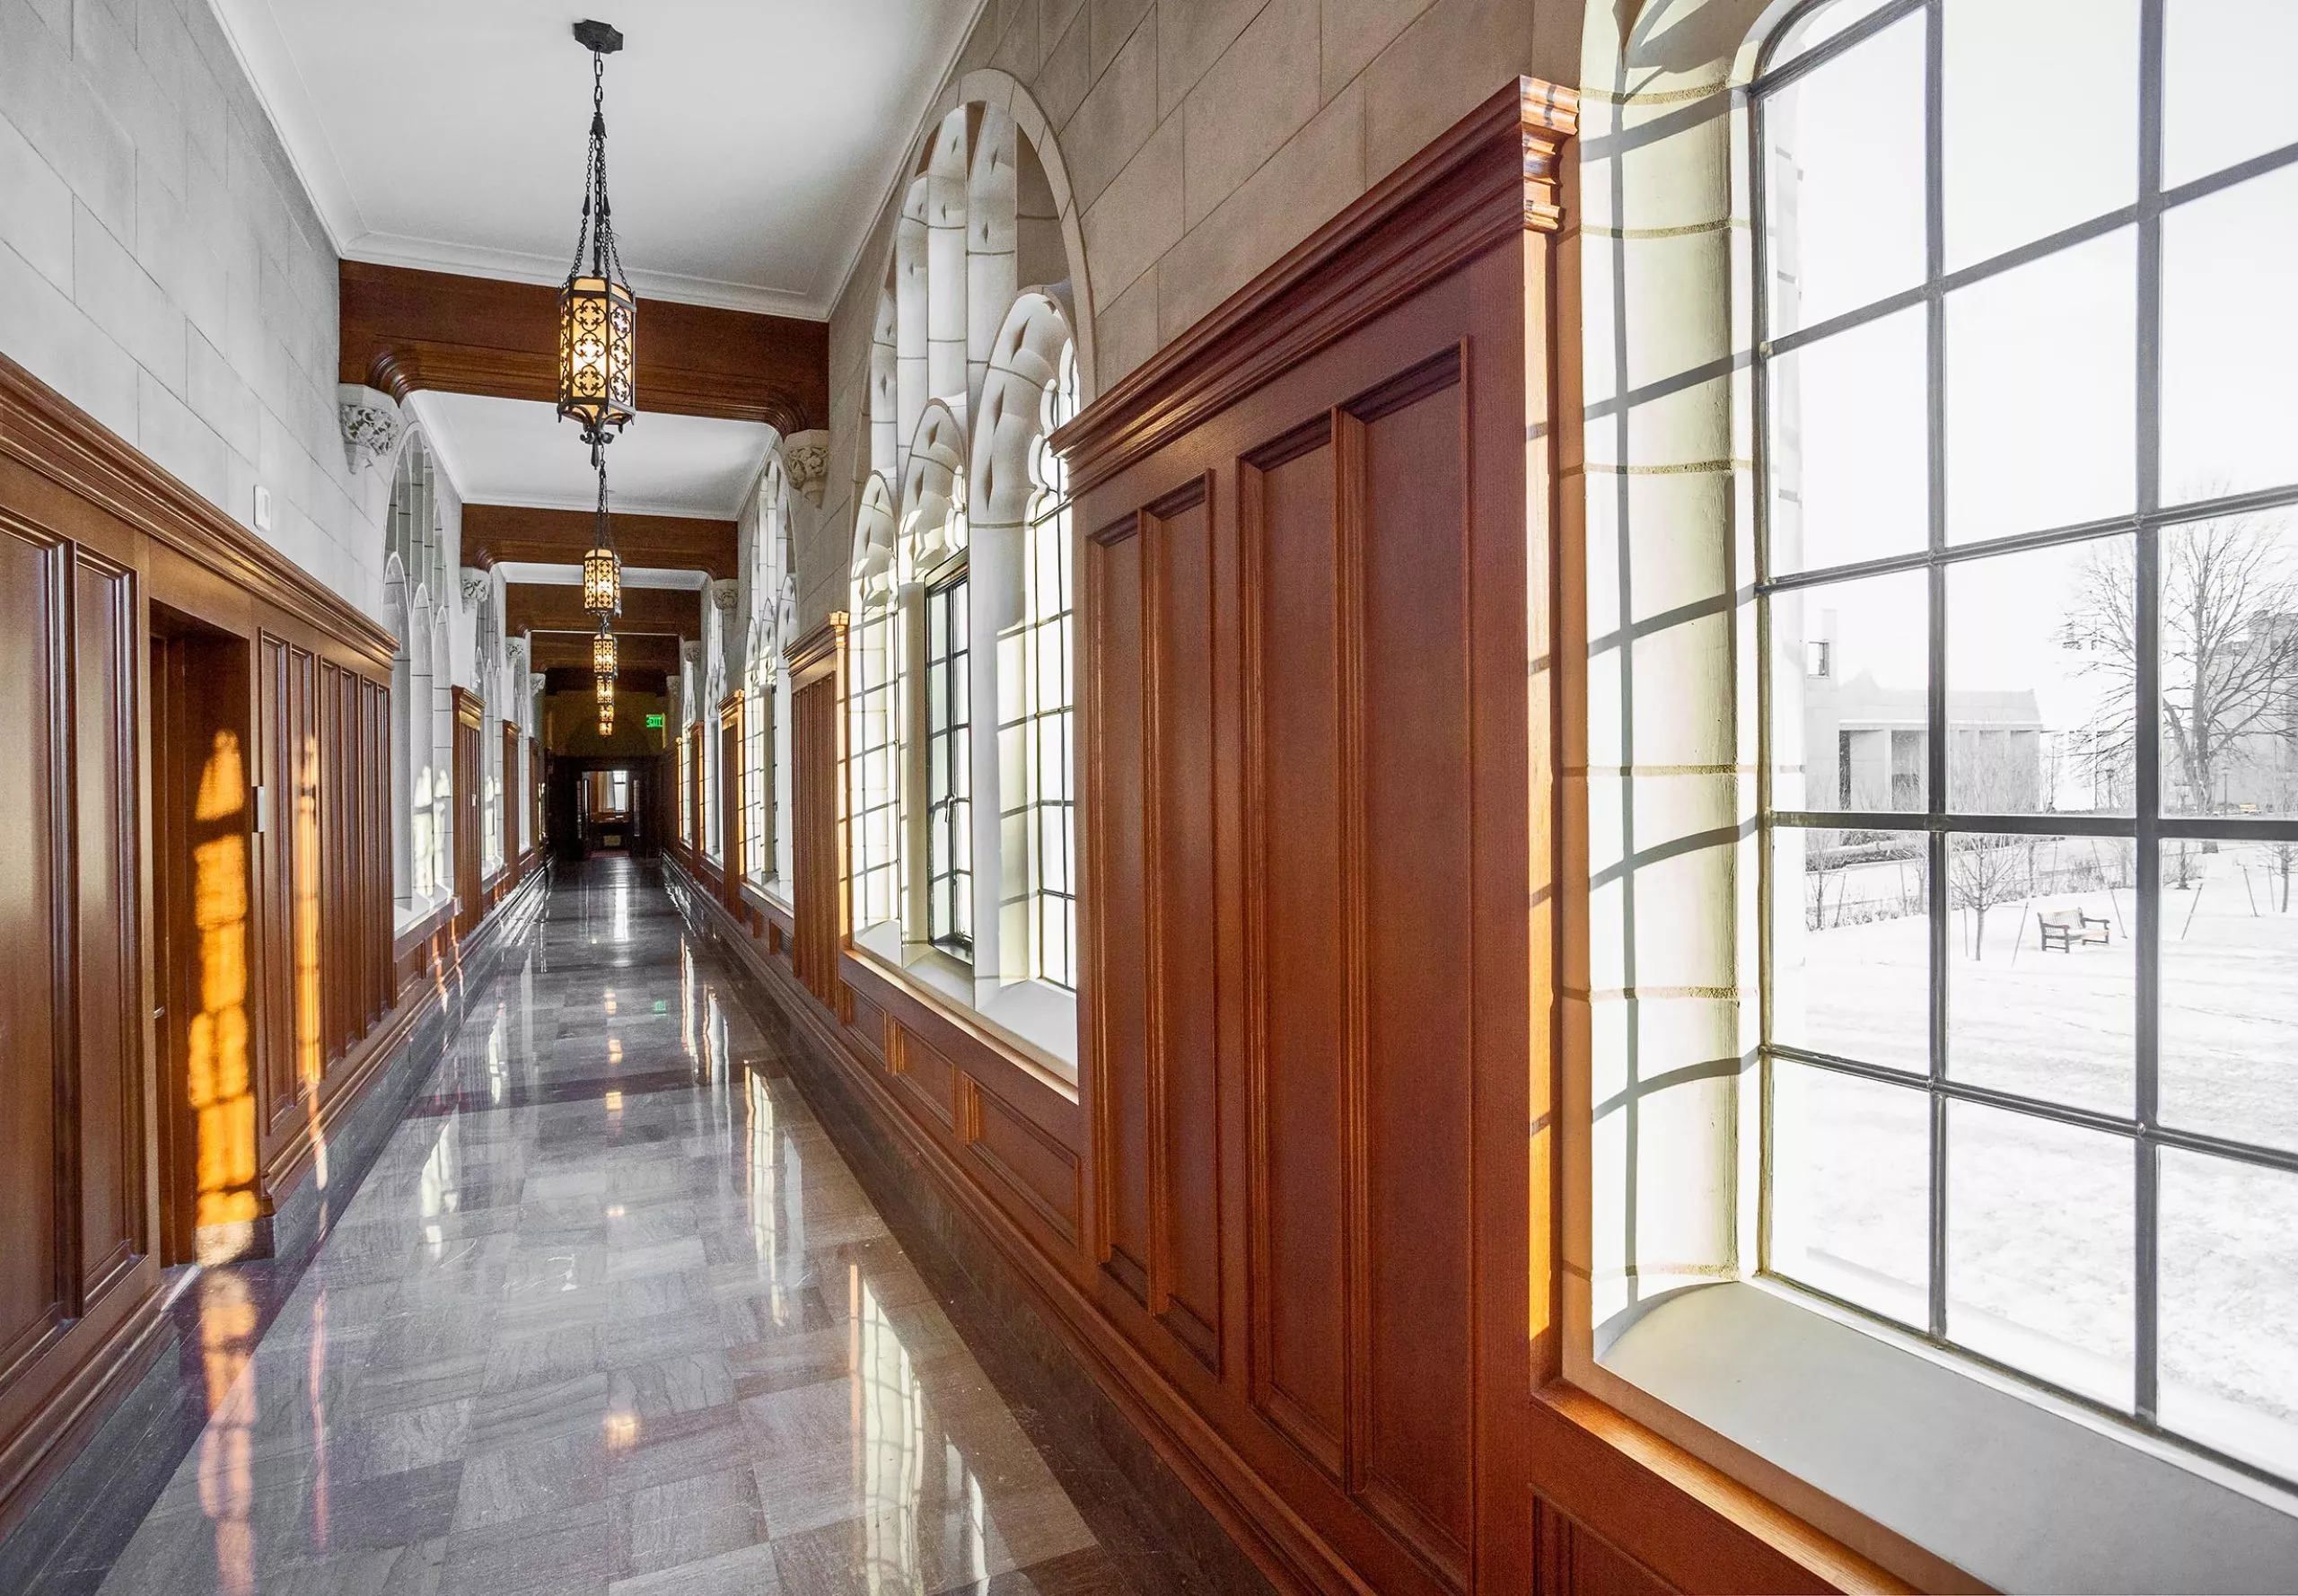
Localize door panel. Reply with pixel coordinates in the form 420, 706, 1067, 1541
0, 528, 62, 1376
74, 557, 140, 1295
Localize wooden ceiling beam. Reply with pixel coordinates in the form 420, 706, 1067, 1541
531, 631, 682, 677
506, 583, 702, 638
466, 503, 738, 580
339, 261, 828, 434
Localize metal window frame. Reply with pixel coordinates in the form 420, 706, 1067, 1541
924, 571, 973, 958
848, 608, 904, 930
1024, 487, 1078, 990
1752, 0, 2298, 1493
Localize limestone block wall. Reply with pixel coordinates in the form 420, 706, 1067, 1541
795, 0, 1588, 634
0, 0, 382, 615
1564, 0, 1759, 1354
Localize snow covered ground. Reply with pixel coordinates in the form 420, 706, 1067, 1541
1770, 839, 2298, 1479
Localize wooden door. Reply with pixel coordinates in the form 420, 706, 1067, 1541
452, 689, 482, 937
149, 619, 252, 1266
719, 696, 742, 908
788, 622, 845, 1008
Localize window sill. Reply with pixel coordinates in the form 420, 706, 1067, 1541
1588, 1279, 2298, 1592
976, 978, 1078, 1074
848, 919, 1078, 1092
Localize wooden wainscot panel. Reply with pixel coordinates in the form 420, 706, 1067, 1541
1050, 75, 1586, 1596
0, 345, 524, 1537
846, 988, 889, 1064
0, 520, 73, 1396
1239, 412, 1348, 1479
1534, 1495, 1675, 1596
73, 553, 143, 1306
1083, 473, 1223, 1368
886, 1019, 955, 1130
960, 1075, 1082, 1249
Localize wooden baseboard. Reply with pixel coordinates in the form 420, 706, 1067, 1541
0, 1267, 172, 1542
661, 859, 1360, 1596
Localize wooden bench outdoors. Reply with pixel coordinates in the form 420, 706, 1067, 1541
2038, 909, 2111, 951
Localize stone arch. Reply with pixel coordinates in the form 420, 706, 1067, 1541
871, 285, 899, 484
897, 400, 968, 578
852, 472, 899, 611
897, 68, 1096, 402
969, 292, 1074, 535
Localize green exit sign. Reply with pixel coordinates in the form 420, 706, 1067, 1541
645, 713, 665, 729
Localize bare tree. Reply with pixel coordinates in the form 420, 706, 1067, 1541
1949, 733, 2041, 959
2066, 507, 2298, 813
1802, 826, 1844, 932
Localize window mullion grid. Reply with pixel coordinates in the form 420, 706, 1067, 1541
1921, 0, 1950, 1346
1750, 72, 1780, 1285
2132, 0, 2166, 1427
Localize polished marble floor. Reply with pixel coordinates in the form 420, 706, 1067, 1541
86, 860, 1194, 1596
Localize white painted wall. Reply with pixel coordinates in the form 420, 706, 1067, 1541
0, 0, 386, 618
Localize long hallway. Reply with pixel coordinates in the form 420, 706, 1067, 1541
78, 861, 1202, 1596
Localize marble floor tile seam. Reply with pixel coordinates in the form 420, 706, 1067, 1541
72, 860, 1225, 1596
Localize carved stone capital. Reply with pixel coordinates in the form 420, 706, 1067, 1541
338, 387, 403, 473
460, 567, 491, 608
710, 578, 741, 612
784, 430, 829, 506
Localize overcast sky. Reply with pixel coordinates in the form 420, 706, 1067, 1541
1767, 0, 2298, 745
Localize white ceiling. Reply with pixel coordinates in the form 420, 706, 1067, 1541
209, 0, 982, 316
409, 392, 771, 518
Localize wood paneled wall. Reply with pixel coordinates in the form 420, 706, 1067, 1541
0, 348, 530, 1539
0, 522, 150, 1533
1062, 99, 1547, 1586
667, 79, 1899, 1596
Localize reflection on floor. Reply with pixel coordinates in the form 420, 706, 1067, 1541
86, 859, 1198, 1595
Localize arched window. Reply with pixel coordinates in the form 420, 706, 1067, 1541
846, 82, 1092, 1060
475, 588, 501, 875
385, 435, 449, 915
851, 476, 904, 933
743, 459, 794, 893
899, 401, 972, 959
1019, 340, 1078, 987
1755, 0, 2298, 1488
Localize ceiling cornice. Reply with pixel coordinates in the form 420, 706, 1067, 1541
204, 0, 369, 254
206, 0, 987, 322
822, 0, 1001, 319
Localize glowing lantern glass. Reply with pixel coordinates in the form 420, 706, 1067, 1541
557, 22, 636, 455
597, 701, 616, 737
582, 459, 620, 618
592, 627, 618, 676
595, 671, 617, 706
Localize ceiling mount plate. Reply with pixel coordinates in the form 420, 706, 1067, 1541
573, 19, 623, 54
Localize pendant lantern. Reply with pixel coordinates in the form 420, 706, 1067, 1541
558, 20, 636, 458
582, 458, 621, 618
